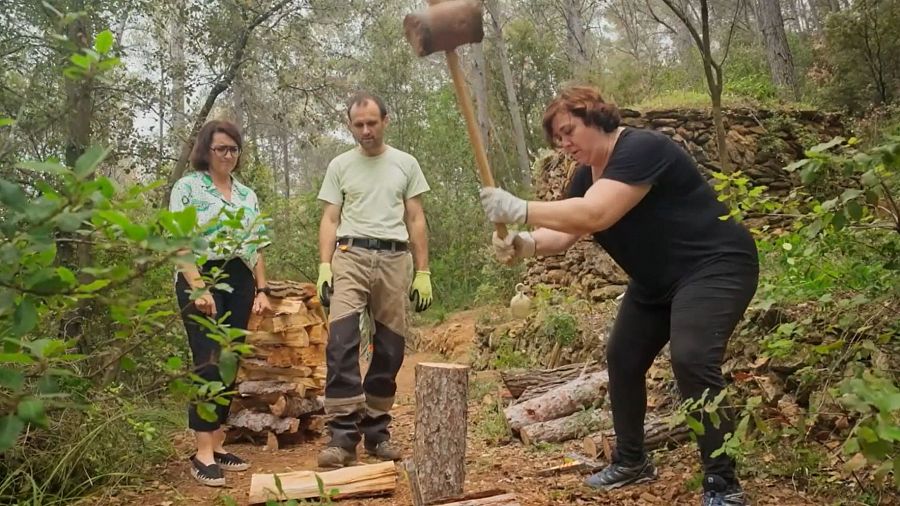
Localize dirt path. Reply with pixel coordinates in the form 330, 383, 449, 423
112, 310, 833, 506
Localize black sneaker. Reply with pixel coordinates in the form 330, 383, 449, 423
214, 451, 249, 472
701, 475, 750, 506
584, 456, 657, 490
190, 455, 225, 487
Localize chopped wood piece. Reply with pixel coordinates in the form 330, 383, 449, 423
535, 453, 603, 477
268, 394, 323, 418
247, 329, 310, 348
227, 410, 300, 434
248, 461, 397, 504
433, 492, 520, 506
237, 380, 305, 397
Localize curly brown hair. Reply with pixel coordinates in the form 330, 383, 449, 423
190, 119, 243, 172
542, 85, 621, 145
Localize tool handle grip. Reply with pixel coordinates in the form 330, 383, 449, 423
444, 49, 508, 239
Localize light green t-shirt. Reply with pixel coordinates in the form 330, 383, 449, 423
317, 146, 430, 242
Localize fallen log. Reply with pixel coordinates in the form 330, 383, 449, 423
248, 461, 397, 504
519, 408, 608, 445
582, 418, 692, 460
414, 362, 469, 504
504, 370, 609, 433
501, 362, 602, 399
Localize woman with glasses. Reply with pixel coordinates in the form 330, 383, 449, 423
479, 85, 758, 506
168, 119, 272, 486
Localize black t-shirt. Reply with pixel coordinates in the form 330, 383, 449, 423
565, 127, 758, 302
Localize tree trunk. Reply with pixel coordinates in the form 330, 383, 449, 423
59, 0, 94, 353
582, 418, 691, 461
756, 0, 799, 101
561, 0, 589, 77
711, 85, 730, 173
281, 129, 291, 198
468, 42, 491, 150
519, 408, 608, 445
249, 462, 398, 504
501, 362, 602, 399
163, 0, 292, 204
414, 363, 469, 504
169, 9, 186, 153
503, 370, 609, 433
486, 0, 531, 186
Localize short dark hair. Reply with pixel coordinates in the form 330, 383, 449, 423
346, 92, 388, 120
542, 85, 621, 145
190, 119, 243, 171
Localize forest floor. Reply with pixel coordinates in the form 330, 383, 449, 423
101, 310, 863, 506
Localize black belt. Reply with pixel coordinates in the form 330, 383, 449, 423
337, 237, 408, 252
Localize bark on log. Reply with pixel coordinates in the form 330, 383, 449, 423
582, 418, 691, 460
434, 493, 520, 506
414, 362, 469, 504
519, 409, 608, 445
269, 394, 323, 418
248, 461, 397, 504
501, 362, 602, 399
504, 370, 609, 433
227, 410, 300, 434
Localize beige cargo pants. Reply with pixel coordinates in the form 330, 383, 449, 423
323, 245, 412, 450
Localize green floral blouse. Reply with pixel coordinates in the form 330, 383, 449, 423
168, 171, 270, 269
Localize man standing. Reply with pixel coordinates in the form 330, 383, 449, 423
315, 92, 433, 468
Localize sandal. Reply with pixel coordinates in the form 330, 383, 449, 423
190, 455, 225, 487
214, 451, 250, 472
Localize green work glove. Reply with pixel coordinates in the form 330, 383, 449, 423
317, 262, 333, 307
409, 270, 433, 312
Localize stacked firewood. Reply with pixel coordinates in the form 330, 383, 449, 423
226, 280, 327, 446
500, 362, 690, 461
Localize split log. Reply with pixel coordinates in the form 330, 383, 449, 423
248, 329, 310, 348
414, 362, 469, 504
238, 380, 305, 396
504, 370, 609, 433
248, 461, 397, 504
269, 394, 323, 418
519, 408, 609, 445
227, 410, 300, 434
434, 493, 520, 506
501, 362, 602, 399
582, 418, 691, 460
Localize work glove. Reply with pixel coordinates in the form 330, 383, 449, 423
409, 270, 433, 312
492, 231, 536, 265
316, 262, 333, 307
479, 187, 528, 225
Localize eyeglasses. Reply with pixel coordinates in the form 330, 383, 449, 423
210, 145, 241, 157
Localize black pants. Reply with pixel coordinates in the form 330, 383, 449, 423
175, 259, 255, 432
606, 261, 758, 482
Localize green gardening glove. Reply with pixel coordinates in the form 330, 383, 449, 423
317, 262, 333, 307
409, 270, 433, 312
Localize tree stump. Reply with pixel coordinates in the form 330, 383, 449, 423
414, 362, 470, 504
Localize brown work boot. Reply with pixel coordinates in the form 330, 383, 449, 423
364, 441, 402, 461
317, 446, 357, 469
